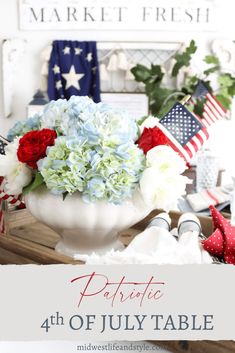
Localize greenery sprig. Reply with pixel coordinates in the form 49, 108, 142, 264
131, 40, 235, 118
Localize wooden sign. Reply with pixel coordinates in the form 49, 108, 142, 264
19, 0, 218, 31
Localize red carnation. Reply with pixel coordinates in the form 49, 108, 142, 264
17, 129, 57, 169
136, 127, 169, 154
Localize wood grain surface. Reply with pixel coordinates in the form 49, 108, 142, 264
0, 210, 216, 265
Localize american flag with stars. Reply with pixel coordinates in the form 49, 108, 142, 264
48, 40, 101, 103
191, 80, 228, 128
157, 102, 209, 164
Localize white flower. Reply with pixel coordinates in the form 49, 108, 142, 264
140, 166, 190, 211
146, 145, 187, 174
139, 146, 190, 211
139, 116, 158, 132
0, 139, 32, 195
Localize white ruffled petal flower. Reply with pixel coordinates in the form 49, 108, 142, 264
0, 138, 33, 195
140, 166, 190, 211
139, 146, 190, 211
146, 145, 187, 174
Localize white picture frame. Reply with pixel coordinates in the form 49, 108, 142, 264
101, 93, 149, 121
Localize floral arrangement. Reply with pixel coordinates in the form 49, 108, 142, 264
0, 96, 189, 210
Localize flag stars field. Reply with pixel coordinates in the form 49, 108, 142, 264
75, 47, 83, 55
63, 46, 70, 55
86, 52, 93, 62
62, 65, 85, 90
52, 64, 60, 74
55, 80, 63, 90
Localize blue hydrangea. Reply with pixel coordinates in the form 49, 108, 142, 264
38, 136, 145, 203
40, 96, 138, 144
7, 114, 41, 141
40, 96, 98, 136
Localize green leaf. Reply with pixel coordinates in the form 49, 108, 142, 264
150, 87, 174, 116
131, 64, 151, 83
218, 74, 234, 88
181, 75, 199, 95
193, 98, 206, 117
216, 74, 235, 106
203, 65, 220, 76
215, 94, 231, 110
228, 84, 235, 97
186, 104, 195, 113
158, 96, 178, 118
204, 55, 219, 65
150, 64, 164, 82
171, 40, 197, 77
145, 81, 156, 95
174, 52, 190, 65
189, 75, 198, 84
187, 40, 197, 54
150, 64, 162, 76
22, 172, 44, 195
136, 115, 150, 127
202, 80, 213, 92
172, 62, 183, 77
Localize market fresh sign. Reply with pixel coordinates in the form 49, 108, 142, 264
19, 0, 218, 31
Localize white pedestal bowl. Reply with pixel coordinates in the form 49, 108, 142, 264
25, 186, 152, 258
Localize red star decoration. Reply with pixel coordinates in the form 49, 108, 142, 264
202, 205, 235, 264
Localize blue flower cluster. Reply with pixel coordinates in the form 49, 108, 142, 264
32, 96, 145, 203
38, 136, 145, 203
7, 114, 41, 141
40, 96, 138, 144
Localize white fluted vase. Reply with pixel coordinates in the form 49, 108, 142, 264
25, 186, 152, 258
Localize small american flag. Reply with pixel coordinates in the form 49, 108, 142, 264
157, 102, 209, 163
192, 81, 228, 128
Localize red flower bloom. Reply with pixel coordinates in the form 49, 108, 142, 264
17, 129, 57, 169
136, 127, 169, 154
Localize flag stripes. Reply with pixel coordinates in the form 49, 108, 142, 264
0, 191, 25, 208
156, 122, 209, 164
191, 81, 228, 128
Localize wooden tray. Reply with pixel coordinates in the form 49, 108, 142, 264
0, 210, 214, 265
